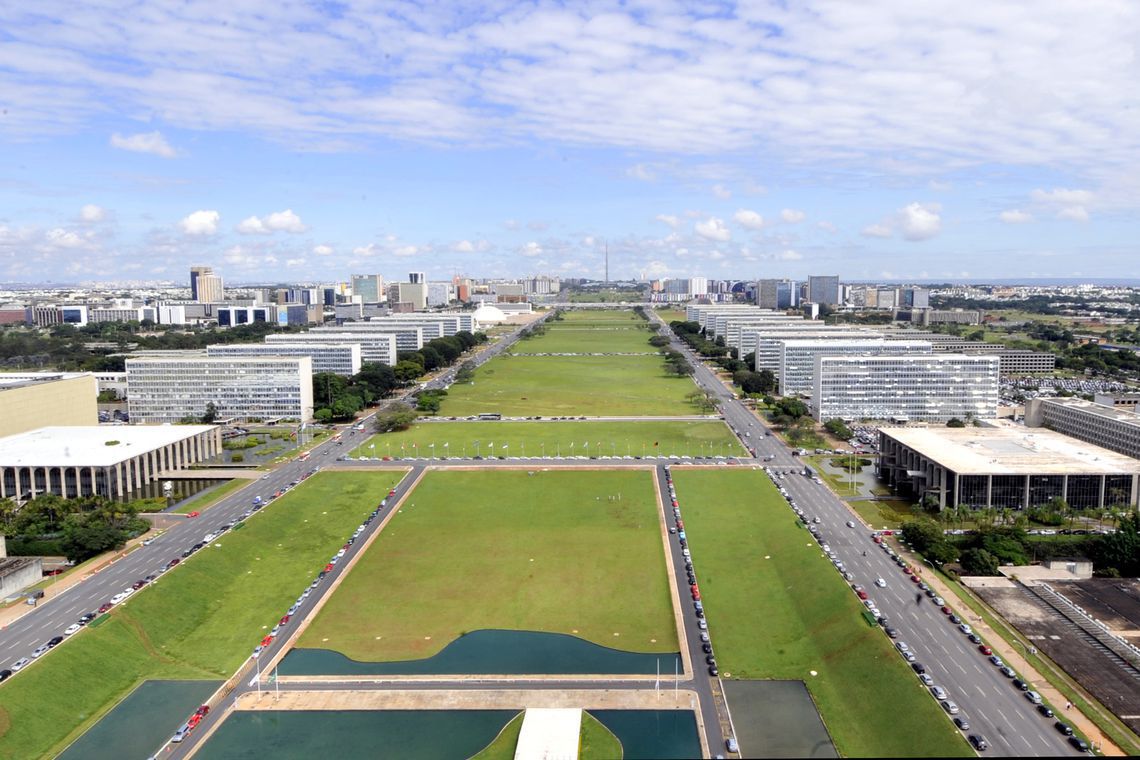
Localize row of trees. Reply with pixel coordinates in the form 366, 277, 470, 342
311, 331, 487, 422
0, 494, 150, 562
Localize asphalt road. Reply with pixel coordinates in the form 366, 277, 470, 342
647, 309, 1084, 757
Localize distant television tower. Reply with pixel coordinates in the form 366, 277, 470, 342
605, 241, 609, 284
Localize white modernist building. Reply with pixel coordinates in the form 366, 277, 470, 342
312, 323, 429, 352
207, 343, 362, 377
266, 331, 400, 364
777, 339, 933, 396
751, 328, 884, 371
126, 356, 314, 423
0, 425, 220, 500
812, 353, 1000, 423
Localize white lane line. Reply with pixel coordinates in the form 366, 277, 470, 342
954, 660, 967, 675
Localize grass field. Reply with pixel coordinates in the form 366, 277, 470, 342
470, 712, 621, 760
556, 310, 641, 324
671, 469, 970, 758
171, 478, 250, 514
512, 327, 655, 354
352, 420, 746, 459
299, 469, 677, 661
440, 354, 699, 417
654, 309, 687, 323
0, 471, 405, 760
848, 498, 919, 529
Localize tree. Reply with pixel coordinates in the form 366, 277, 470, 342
202, 401, 218, 424
60, 512, 129, 563
772, 397, 808, 420
454, 361, 477, 383
824, 418, 853, 440
330, 394, 363, 420
394, 360, 425, 384
313, 372, 350, 408
1092, 513, 1140, 576
960, 547, 1000, 576
353, 363, 398, 399
901, 519, 945, 554
946, 418, 966, 428
374, 409, 417, 433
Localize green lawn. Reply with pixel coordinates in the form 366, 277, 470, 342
848, 498, 919, 530
470, 711, 622, 760
654, 309, 688, 323
556, 310, 642, 324
469, 712, 524, 760
440, 355, 700, 417
171, 477, 251, 514
512, 327, 656, 354
0, 471, 405, 760
671, 469, 970, 758
300, 469, 677, 661
352, 420, 745, 459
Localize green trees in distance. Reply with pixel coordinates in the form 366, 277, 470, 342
1092, 513, 1140, 576
374, 409, 417, 433
823, 418, 853, 440
732, 369, 776, 396
901, 519, 960, 565
662, 350, 693, 376
0, 494, 149, 562
946, 418, 966, 428
771, 397, 809, 423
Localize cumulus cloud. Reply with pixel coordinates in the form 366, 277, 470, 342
352, 243, 379, 257
520, 241, 542, 257
778, 249, 803, 260
237, 209, 306, 234
179, 210, 220, 236
732, 209, 765, 230
313, 244, 334, 256
999, 209, 1033, 224
655, 214, 680, 229
1058, 206, 1090, 222
1031, 188, 1094, 206
711, 184, 732, 200
861, 223, 893, 239
79, 204, 106, 223
110, 131, 177, 158
694, 217, 731, 242
453, 239, 490, 253
898, 202, 942, 240
780, 209, 806, 223
44, 228, 87, 249
817, 221, 837, 233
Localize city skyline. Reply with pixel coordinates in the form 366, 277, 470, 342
1, 1, 1138, 284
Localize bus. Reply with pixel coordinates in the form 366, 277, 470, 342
477, 413, 502, 420
298, 452, 310, 462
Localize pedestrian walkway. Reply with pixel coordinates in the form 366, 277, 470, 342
515, 708, 581, 760
235, 688, 700, 712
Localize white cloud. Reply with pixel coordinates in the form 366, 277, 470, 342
44, 228, 87, 249
817, 221, 837, 233
694, 217, 731, 242
110, 131, 177, 158
626, 164, 656, 181
313, 244, 334, 256
79, 204, 106, 223
711, 184, 732, 200
503, 219, 520, 231
732, 209, 765, 230
1031, 188, 1094, 206
654, 214, 680, 229
237, 209, 306, 234
780, 209, 806, 224
862, 223, 893, 239
1058, 206, 1090, 222
898, 202, 941, 240
999, 209, 1033, 224
352, 243, 379, 257
520, 241, 543, 257
179, 210, 220, 236
392, 245, 419, 257
778, 249, 803, 260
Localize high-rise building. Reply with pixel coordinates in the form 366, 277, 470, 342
757, 279, 798, 309
776, 339, 933, 396
397, 282, 428, 310
408, 271, 426, 284
351, 274, 384, 303
807, 275, 840, 306
190, 266, 223, 303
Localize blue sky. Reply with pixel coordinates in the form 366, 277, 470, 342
1, 0, 1138, 285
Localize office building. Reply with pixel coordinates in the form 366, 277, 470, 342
807, 275, 840, 306
265, 331, 400, 364
751, 329, 883, 371
351, 274, 384, 303
1026, 398, 1140, 461
812, 354, 999, 423
427, 282, 453, 307
777, 339, 932, 396
896, 308, 982, 326
0, 425, 221, 501
900, 287, 930, 309
1094, 393, 1140, 411
190, 266, 224, 303
207, 343, 362, 377
408, 271, 426, 284
0, 373, 98, 437
216, 305, 273, 326
126, 356, 314, 424
397, 282, 428, 310
877, 426, 1140, 510
988, 350, 1056, 374
757, 279, 797, 310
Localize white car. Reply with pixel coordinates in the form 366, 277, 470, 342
875, 578, 887, 588
10, 657, 31, 672
63, 624, 81, 636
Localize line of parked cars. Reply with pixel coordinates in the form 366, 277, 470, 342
663, 466, 718, 679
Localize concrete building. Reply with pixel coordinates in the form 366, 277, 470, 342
397, 282, 428, 310
1027, 397, 1140, 461
812, 354, 999, 423
216, 305, 273, 326
777, 339, 933, 396
0, 558, 44, 598
190, 267, 224, 303
750, 328, 884, 371
807, 275, 840, 306
310, 324, 425, 353
126, 356, 314, 423
351, 274, 384, 303
426, 282, 453, 307
877, 426, 1140, 510
207, 343, 362, 377
896, 308, 982, 326
988, 350, 1056, 374
1094, 393, 1140, 411
0, 425, 220, 501
408, 271, 426, 284
0, 373, 98, 438
265, 331, 399, 364
757, 279, 797, 309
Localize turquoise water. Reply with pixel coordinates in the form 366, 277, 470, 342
58, 679, 222, 760
591, 710, 702, 759
280, 629, 682, 675
197, 710, 518, 760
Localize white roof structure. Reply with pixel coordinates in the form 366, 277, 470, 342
0, 425, 217, 468
881, 425, 1140, 476
473, 304, 507, 325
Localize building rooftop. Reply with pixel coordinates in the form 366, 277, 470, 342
0, 372, 90, 391
0, 425, 216, 468
1044, 397, 1140, 425
882, 424, 1140, 475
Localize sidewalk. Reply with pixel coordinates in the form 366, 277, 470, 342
890, 539, 1125, 756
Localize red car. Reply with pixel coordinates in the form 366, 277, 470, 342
98, 603, 113, 614
187, 714, 202, 729
910, 575, 922, 584
872, 535, 882, 544
195, 705, 210, 718
279, 614, 291, 625
857, 590, 868, 600
261, 634, 274, 647
978, 645, 992, 655
691, 589, 701, 601
388, 489, 396, 497
187, 511, 200, 518
941, 606, 952, 615
324, 563, 335, 573
676, 520, 684, 530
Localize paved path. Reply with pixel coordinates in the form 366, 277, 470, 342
235, 688, 698, 711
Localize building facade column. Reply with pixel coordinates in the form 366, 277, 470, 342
1023, 474, 1031, 509
88, 466, 98, 498
1099, 476, 1107, 509
0, 466, 7, 499
986, 475, 993, 508
133, 455, 143, 490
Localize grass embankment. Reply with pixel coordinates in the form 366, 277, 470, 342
170, 478, 250, 514
300, 469, 677, 661
513, 327, 655, 354
672, 469, 970, 758
441, 355, 699, 417
469, 711, 622, 760
353, 420, 745, 459
848, 498, 918, 529
654, 309, 688, 323
0, 472, 405, 760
